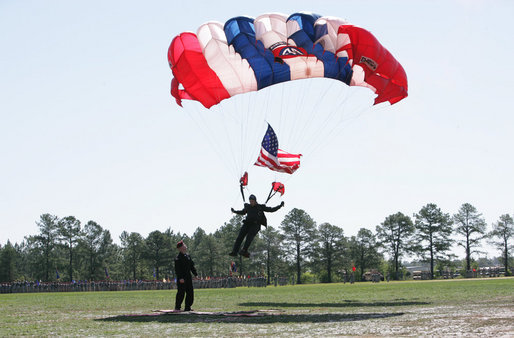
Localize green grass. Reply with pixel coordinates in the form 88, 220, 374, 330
1, 278, 513, 336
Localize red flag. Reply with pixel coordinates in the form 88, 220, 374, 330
254, 124, 301, 174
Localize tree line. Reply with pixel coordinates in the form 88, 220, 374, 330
1, 203, 512, 284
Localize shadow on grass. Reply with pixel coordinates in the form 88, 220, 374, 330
97, 312, 405, 324
238, 300, 430, 308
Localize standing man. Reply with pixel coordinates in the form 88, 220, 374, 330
174, 240, 197, 312
229, 194, 284, 258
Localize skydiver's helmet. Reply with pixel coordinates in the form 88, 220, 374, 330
249, 194, 257, 202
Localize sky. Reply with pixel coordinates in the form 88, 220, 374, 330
1, 0, 513, 260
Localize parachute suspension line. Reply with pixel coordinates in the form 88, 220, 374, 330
293, 78, 317, 144
268, 86, 295, 187
220, 94, 248, 178
285, 78, 333, 158
185, 103, 238, 179
251, 86, 269, 167
221, 90, 246, 176
299, 81, 351, 155
239, 91, 246, 176
236, 90, 246, 175
290, 79, 338, 152
246, 86, 272, 174
242, 90, 258, 175
220, 88, 266, 178
236, 90, 243, 174
203, 89, 238, 177
238, 91, 251, 175
238, 90, 244, 174
245, 91, 256, 174
248, 91, 258, 170
272, 79, 331, 161
278, 80, 287, 141
214, 103, 241, 178
284, 79, 309, 149
222, 92, 254, 180
284, 80, 300, 147
248, 89, 271, 170
297, 84, 352, 160
303, 87, 374, 162
276, 82, 288, 145
221, 86, 256, 178
265, 81, 274, 128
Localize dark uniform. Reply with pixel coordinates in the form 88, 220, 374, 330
232, 202, 283, 254
174, 252, 198, 311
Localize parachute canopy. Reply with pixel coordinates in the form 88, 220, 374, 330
168, 12, 408, 108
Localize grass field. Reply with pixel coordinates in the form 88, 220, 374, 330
1, 278, 513, 336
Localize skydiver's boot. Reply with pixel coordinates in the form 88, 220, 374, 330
239, 250, 250, 258
228, 251, 237, 257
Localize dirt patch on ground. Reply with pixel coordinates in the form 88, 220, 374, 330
308, 304, 514, 336
100, 304, 513, 336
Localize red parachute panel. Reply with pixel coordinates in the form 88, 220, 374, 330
337, 25, 408, 105
168, 33, 230, 108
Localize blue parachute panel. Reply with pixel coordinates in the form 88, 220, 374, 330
224, 17, 290, 90
287, 13, 352, 84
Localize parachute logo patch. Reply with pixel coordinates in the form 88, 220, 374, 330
360, 56, 378, 71
279, 47, 305, 56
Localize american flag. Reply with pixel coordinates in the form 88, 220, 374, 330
254, 124, 301, 174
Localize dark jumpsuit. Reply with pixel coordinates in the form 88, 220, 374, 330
232, 203, 282, 253
174, 252, 198, 311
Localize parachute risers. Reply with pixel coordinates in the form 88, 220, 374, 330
265, 182, 285, 204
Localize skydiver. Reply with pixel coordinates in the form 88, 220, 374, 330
229, 194, 284, 258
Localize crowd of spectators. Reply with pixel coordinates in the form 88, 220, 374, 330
0, 275, 290, 294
